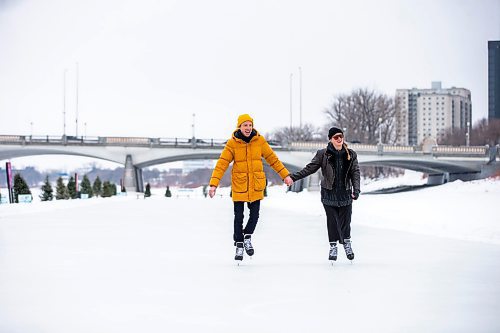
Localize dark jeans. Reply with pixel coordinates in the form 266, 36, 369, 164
233, 200, 261, 243
322, 204, 352, 243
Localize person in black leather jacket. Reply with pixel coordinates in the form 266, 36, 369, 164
289, 127, 360, 261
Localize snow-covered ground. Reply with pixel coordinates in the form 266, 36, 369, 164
1, 176, 500, 332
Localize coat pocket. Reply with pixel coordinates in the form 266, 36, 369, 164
253, 171, 266, 191
232, 172, 248, 193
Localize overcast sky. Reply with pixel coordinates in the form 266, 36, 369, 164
1, 0, 499, 141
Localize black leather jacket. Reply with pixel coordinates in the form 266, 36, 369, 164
291, 144, 361, 194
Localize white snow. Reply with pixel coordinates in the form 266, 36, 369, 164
1, 176, 500, 332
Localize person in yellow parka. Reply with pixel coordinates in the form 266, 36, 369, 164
209, 114, 293, 261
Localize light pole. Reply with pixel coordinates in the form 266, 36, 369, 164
299, 66, 302, 129
378, 117, 383, 144
30, 122, 33, 137
289, 73, 293, 130
84, 122, 87, 138
466, 121, 470, 146
75, 62, 79, 137
192, 113, 196, 139
63, 69, 67, 137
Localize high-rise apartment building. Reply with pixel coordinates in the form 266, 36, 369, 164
395, 82, 472, 146
489, 41, 500, 120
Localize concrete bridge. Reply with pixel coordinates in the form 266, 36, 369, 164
1, 134, 498, 192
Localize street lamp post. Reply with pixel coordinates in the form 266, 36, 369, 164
299, 67, 302, 129
30, 122, 33, 137
466, 121, 470, 146
63, 69, 67, 137
75, 62, 79, 137
192, 113, 196, 138
191, 113, 196, 148
289, 73, 293, 130
378, 117, 383, 144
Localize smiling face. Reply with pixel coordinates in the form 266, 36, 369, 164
330, 133, 344, 150
239, 120, 253, 137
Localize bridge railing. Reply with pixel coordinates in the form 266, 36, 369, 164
289, 141, 410, 154
289, 141, 381, 152
289, 141, 492, 157
105, 137, 151, 145
0, 135, 230, 148
0, 134, 495, 159
0, 135, 23, 143
431, 145, 488, 156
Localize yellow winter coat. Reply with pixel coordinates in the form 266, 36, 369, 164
209, 130, 290, 202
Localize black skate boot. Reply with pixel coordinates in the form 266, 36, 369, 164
343, 239, 355, 260
243, 234, 254, 256
329, 242, 338, 261
235, 242, 244, 261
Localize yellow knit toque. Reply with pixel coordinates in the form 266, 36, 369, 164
237, 114, 254, 128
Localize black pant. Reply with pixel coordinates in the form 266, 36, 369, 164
233, 200, 261, 243
322, 204, 352, 243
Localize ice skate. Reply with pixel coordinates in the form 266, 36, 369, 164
235, 242, 244, 261
329, 242, 338, 261
243, 235, 254, 256
343, 239, 355, 260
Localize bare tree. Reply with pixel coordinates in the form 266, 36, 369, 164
483, 119, 500, 145
268, 124, 320, 143
324, 88, 396, 144
440, 118, 500, 146
439, 127, 466, 146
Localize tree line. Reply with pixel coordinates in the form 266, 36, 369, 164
1, 173, 119, 203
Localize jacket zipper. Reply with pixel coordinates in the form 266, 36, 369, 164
344, 154, 353, 190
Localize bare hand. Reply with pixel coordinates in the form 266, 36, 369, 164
208, 186, 217, 198
284, 176, 293, 186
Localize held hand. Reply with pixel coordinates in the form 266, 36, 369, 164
208, 186, 217, 198
284, 176, 293, 186
352, 191, 360, 200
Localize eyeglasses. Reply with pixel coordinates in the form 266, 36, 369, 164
332, 134, 343, 140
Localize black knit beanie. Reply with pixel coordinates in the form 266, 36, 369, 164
328, 127, 343, 139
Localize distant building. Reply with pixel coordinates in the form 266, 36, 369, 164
182, 160, 214, 175
489, 41, 500, 120
395, 82, 472, 146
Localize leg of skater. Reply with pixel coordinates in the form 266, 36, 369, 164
242, 200, 260, 256
339, 204, 354, 260
233, 202, 245, 260
323, 204, 341, 261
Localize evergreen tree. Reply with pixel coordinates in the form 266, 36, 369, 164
80, 175, 93, 198
144, 183, 151, 197
39, 175, 54, 201
202, 185, 208, 198
13, 173, 32, 203
112, 183, 117, 196
67, 176, 78, 199
93, 176, 102, 197
55, 177, 70, 200
102, 181, 114, 198
165, 185, 172, 197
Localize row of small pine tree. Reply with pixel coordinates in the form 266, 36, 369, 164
40, 175, 118, 201
142, 183, 172, 198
